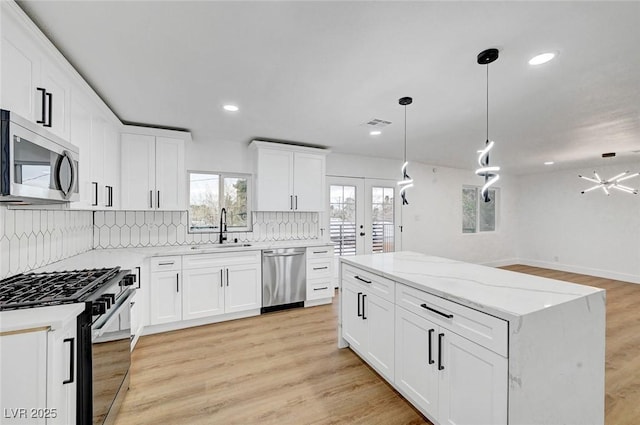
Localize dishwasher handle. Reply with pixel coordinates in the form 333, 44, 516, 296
263, 252, 305, 258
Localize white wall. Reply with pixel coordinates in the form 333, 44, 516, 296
186, 139, 253, 174
516, 162, 640, 283
327, 153, 519, 265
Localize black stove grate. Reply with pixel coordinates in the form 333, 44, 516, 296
0, 267, 121, 310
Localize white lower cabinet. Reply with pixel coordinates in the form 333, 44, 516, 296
341, 262, 509, 425
0, 308, 78, 425
395, 307, 507, 425
341, 280, 394, 381
182, 266, 224, 320
150, 252, 261, 328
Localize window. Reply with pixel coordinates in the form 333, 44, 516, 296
188, 172, 251, 232
329, 185, 356, 256
462, 186, 497, 233
371, 186, 394, 253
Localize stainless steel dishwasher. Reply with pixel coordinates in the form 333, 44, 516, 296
261, 247, 306, 313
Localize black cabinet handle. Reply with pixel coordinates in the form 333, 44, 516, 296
135, 266, 141, 289
226, 268, 229, 286
92, 182, 98, 206
438, 333, 445, 371
105, 186, 113, 207
290, 195, 293, 210
314, 287, 329, 291
428, 329, 435, 365
354, 275, 372, 284
357, 292, 362, 317
176, 273, 179, 292
62, 337, 74, 384
420, 303, 454, 319
313, 266, 328, 270
149, 190, 153, 208
36, 88, 46, 124
157, 190, 160, 209
360, 232, 366, 236
44, 92, 53, 127
294, 195, 298, 210
313, 251, 328, 254
362, 294, 367, 320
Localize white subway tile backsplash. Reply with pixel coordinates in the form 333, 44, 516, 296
0, 208, 93, 278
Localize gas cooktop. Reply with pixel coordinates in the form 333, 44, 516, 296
0, 267, 122, 311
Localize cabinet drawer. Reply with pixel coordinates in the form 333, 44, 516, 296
307, 281, 333, 300
183, 251, 261, 270
307, 258, 332, 279
342, 263, 395, 303
150, 256, 181, 272
306, 246, 333, 259
396, 284, 508, 357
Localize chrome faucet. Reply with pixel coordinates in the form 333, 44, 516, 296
219, 208, 227, 244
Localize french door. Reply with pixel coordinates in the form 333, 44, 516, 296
327, 176, 400, 257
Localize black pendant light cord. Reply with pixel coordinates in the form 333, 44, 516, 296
404, 104, 407, 162
486, 64, 489, 144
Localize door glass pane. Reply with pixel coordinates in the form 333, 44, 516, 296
329, 185, 356, 256
462, 187, 477, 233
371, 186, 394, 253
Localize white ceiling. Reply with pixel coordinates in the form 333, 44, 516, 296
17, 0, 640, 174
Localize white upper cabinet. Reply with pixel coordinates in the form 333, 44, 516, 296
251, 140, 328, 212
1, 3, 71, 140
121, 128, 189, 211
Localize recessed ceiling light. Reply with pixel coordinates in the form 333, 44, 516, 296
370, 130, 381, 136
223, 104, 239, 112
544, 161, 555, 165
529, 52, 556, 66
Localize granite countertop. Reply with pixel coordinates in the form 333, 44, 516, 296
31, 240, 334, 273
341, 251, 604, 321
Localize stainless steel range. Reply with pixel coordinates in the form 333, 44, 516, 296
0, 267, 137, 425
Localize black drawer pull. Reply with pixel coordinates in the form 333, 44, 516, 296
357, 292, 362, 317
158, 261, 174, 266
314, 287, 329, 291
420, 303, 453, 319
176, 273, 179, 292
438, 333, 445, 370
313, 266, 328, 270
313, 250, 328, 254
354, 275, 372, 284
428, 329, 435, 365
44, 92, 53, 127
36, 87, 46, 124
63, 338, 74, 384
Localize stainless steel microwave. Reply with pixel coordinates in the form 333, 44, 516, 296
1, 109, 79, 204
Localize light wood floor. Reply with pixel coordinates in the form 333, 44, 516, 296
114, 266, 640, 425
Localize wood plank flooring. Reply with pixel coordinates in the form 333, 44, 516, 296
115, 266, 640, 425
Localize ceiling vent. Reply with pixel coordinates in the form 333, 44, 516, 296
362, 118, 392, 128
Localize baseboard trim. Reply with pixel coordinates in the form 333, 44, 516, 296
480, 258, 521, 268
507, 258, 640, 284
142, 309, 261, 336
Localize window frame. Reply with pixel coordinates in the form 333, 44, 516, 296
462, 185, 498, 234
187, 170, 252, 233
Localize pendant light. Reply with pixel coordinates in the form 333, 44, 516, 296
475, 48, 501, 203
398, 96, 413, 205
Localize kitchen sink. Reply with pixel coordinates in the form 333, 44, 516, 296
190, 243, 252, 250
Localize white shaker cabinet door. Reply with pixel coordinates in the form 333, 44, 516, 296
183, 267, 225, 320
150, 271, 182, 325
120, 133, 155, 210
292, 152, 325, 211
364, 292, 395, 381
341, 281, 367, 353
224, 263, 261, 313
438, 330, 508, 425
395, 307, 440, 419
0, 330, 48, 424
255, 148, 294, 211
39, 57, 71, 141
155, 136, 185, 211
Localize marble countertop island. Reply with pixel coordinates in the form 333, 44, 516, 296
340, 251, 603, 321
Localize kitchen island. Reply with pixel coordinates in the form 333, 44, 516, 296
338, 251, 605, 425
